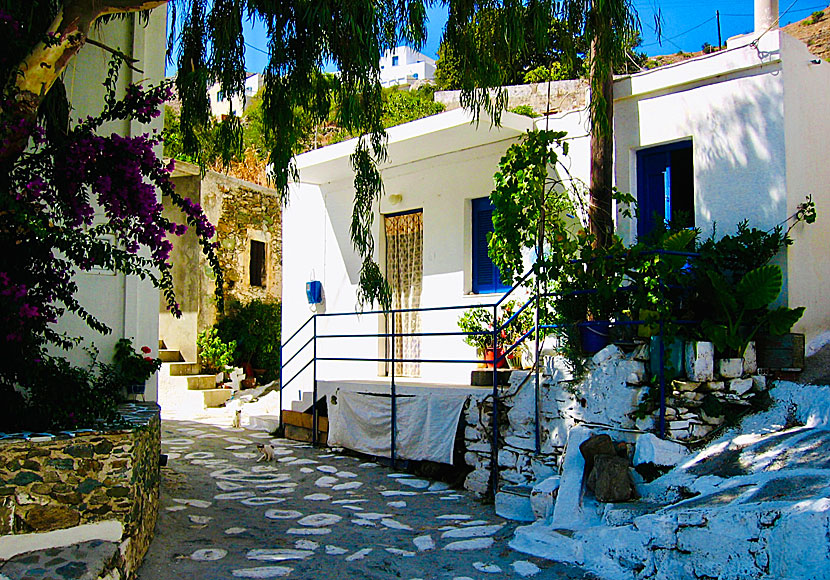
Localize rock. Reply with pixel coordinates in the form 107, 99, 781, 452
728, 377, 754, 396
464, 452, 479, 467
23, 505, 80, 531
579, 434, 616, 476
668, 420, 690, 431
464, 469, 490, 496
530, 458, 555, 481
673, 380, 701, 393
498, 450, 517, 468
700, 410, 725, 426
691, 423, 713, 439
592, 345, 623, 366
685, 341, 715, 381
586, 455, 634, 502
530, 476, 560, 521
632, 344, 650, 361
700, 381, 725, 392
743, 342, 757, 374
752, 374, 767, 390
496, 486, 534, 522
633, 433, 690, 468
718, 358, 743, 379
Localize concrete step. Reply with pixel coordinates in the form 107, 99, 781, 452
186, 374, 219, 390
167, 361, 201, 376
291, 390, 314, 412
202, 388, 233, 408
158, 349, 183, 363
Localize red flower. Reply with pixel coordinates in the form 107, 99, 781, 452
144, 356, 153, 362
141, 346, 151, 354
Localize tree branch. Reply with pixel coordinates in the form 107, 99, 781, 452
85, 37, 144, 73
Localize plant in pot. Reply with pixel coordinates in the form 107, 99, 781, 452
112, 338, 162, 395
500, 300, 535, 369
626, 227, 699, 379
697, 264, 804, 376
197, 327, 237, 377
559, 230, 628, 355
215, 299, 281, 382
458, 306, 506, 368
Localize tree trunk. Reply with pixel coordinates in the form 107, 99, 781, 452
588, 14, 615, 249
1, 0, 167, 165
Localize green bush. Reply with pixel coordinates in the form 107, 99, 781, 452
4, 353, 125, 432
508, 105, 540, 118
197, 328, 236, 374
214, 299, 281, 382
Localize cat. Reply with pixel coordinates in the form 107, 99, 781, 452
231, 409, 241, 429
256, 443, 277, 462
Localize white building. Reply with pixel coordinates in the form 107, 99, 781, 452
57, 8, 167, 401
281, 109, 542, 410
612, 17, 830, 346
379, 46, 436, 87
281, 0, 830, 414
207, 72, 263, 118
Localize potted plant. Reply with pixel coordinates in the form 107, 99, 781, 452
458, 306, 505, 368
697, 264, 804, 373
214, 299, 281, 382
196, 328, 237, 377
112, 338, 162, 395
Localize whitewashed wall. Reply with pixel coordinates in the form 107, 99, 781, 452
780, 33, 830, 342
614, 32, 788, 246
54, 9, 166, 400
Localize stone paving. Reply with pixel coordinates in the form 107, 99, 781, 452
138, 419, 592, 580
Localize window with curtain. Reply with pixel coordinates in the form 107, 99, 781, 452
385, 210, 423, 377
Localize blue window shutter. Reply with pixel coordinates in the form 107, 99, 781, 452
637, 149, 670, 239
472, 197, 510, 294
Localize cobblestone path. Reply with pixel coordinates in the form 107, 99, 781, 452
137, 419, 591, 580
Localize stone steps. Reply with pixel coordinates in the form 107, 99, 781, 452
186, 374, 219, 391
158, 349, 183, 363
168, 361, 201, 376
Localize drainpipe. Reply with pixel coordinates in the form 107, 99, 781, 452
755, 0, 779, 33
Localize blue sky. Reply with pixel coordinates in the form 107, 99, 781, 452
183, 1, 829, 75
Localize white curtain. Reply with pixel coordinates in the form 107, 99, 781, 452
385, 211, 423, 377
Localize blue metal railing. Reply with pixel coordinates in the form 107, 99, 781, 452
279, 250, 699, 498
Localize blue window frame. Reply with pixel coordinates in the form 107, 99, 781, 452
636, 141, 694, 239
472, 197, 511, 294
392, 55, 399, 66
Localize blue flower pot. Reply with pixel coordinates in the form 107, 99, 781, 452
578, 321, 611, 354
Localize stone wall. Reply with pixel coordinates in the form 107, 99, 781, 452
435, 79, 588, 115
462, 341, 766, 496
0, 403, 160, 577
209, 172, 282, 305
164, 162, 282, 362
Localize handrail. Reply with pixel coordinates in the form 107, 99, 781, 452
278, 255, 701, 498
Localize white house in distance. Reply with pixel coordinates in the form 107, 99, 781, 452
207, 72, 264, 118
379, 46, 436, 87
281, 0, 830, 414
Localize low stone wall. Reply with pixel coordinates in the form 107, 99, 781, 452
435, 79, 588, 115
0, 403, 160, 577
463, 346, 649, 495
462, 341, 766, 496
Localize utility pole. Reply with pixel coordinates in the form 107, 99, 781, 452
717, 10, 723, 49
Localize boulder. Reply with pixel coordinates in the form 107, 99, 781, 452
586, 455, 635, 502
579, 434, 616, 476
633, 432, 690, 468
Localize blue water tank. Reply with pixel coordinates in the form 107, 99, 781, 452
306, 280, 323, 305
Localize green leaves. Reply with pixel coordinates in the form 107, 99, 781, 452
737, 265, 782, 310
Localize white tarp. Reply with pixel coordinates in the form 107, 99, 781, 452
327, 388, 469, 464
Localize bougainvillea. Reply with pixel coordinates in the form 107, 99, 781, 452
0, 29, 222, 420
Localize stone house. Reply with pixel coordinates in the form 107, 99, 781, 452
162, 161, 282, 363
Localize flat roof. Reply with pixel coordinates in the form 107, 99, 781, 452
294, 107, 535, 184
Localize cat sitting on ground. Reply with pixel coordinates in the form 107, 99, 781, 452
231, 409, 241, 428
256, 443, 277, 462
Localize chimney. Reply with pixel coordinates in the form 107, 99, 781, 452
755, 0, 779, 33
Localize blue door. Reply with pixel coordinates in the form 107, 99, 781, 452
636, 141, 694, 239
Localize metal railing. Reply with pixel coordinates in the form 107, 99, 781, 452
279, 251, 699, 498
